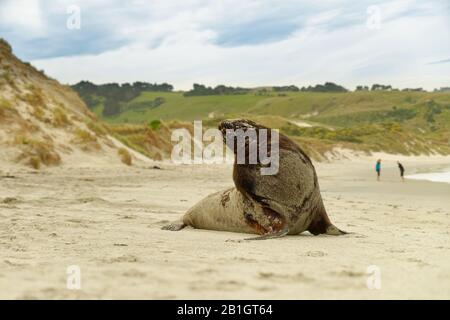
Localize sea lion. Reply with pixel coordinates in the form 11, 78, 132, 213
163, 119, 346, 239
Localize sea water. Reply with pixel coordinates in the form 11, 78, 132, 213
406, 169, 450, 184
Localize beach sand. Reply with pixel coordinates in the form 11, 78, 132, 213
0, 156, 449, 299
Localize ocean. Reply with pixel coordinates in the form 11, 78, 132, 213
406, 169, 450, 184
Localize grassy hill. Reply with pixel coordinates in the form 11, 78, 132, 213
74, 87, 450, 159
85, 90, 448, 122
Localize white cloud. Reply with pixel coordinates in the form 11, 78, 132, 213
3, 0, 447, 90
0, 0, 46, 34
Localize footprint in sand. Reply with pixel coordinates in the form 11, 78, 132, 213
187, 279, 242, 291
104, 255, 139, 263
1, 197, 21, 204
120, 215, 137, 219
359, 217, 374, 222
407, 258, 429, 267
123, 269, 146, 278
305, 251, 327, 257
232, 257, 257, 263
388, 248, 405, 253
255, 286, 277, 291
4, 259, 29, 267
330, 270, 365, 278
215, 280, 246, 291
74, 197, 108, 204
258, 271, 315, 283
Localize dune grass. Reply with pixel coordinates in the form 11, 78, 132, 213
72, 128, 101, 151
52, 107, 71, 127
14, 134, 61, 169
86, 121, 109, 136
118, 148, 132, 166
0, 97, 14, 119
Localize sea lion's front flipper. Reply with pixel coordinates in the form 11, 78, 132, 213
243, 206, 289, 240
244, 226, 289, 241
162, 220, 187, 231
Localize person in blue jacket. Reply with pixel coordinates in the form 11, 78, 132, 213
375, 159, 381, 181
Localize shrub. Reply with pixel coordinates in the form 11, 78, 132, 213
0, 70, 13, 86
74, 128, 97, 143
24, 91, 45, 107
72, 128, 101, 151
15, 136, 61, 169
0, 98, 13, 118
29, 156, 41, 169
31, 105, 46, 121
0, 38, 12, 54
118, 148, 132, 165
0, 97, 12, 109
52, 107, 71, 127
87, 121, 109, 136
148, 119, 161, 130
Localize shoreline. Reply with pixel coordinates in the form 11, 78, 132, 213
322, 150, 450, 184
406, 169, 450, 184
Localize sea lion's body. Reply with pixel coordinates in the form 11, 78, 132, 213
181, 188, 256, 234
163, 119, 345, 238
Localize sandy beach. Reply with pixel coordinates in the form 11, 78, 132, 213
0, 155, 449, 300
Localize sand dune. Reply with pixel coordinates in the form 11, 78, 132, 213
0, 156, 449, 299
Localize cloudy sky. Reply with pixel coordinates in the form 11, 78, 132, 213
1, 0, 449, 90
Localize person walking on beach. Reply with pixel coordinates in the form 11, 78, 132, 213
398, 161, 405, 182
375, 159, 381, 181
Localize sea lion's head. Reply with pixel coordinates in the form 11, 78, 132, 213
219, 119, 280, 174
218, 119, 260, 135
218, 119, 264, 155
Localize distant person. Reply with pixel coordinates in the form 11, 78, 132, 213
375, 159, 381, 181
397, 161, 405, 182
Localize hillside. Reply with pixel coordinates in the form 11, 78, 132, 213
73, 84, 450, 160
0, 39, 148, 170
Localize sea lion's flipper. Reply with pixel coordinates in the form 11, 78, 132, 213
324, 224, 347, 235
162, 220, 187, 231
307, 213, 347, 236
307, 206, 347, 236
243, 207, 289, 240
244, 226, 289, 241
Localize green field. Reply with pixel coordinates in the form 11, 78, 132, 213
91, 91, 449, 124
82, 90, 450, 159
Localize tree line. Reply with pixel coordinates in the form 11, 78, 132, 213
184, 82, 349, 96
356, 84, 424, 92
72, 81, 173, 116
183, 84, 251, 96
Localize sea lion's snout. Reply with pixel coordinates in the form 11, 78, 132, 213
219, 119, 261, 154
218, 120, 235, 134
219, 120, 236, 146
218, 119, 257, 135
219, 120, 253, 145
